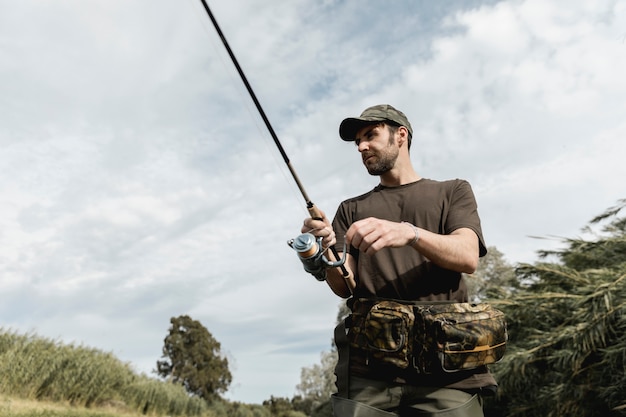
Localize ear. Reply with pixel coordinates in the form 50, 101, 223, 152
397, 126, 409, 148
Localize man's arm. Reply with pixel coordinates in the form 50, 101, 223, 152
323, 251, 356, 298
408, 227, 479, 273
301, 214, 479, 297
345, 218, 479, 274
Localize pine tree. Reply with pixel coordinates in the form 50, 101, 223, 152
489, 199, 626, 417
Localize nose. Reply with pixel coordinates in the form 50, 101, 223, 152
357, 140, 368, 152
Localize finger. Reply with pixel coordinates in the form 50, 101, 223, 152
302, 218, 320, 233
359, 230, 378, 254
347, 219, 374, 246
354, 224, 384, 254
322, 233, 336, 248
303, 219, 332, 236
344, 228, 355, 248
322, 226, 337, 245
301, 219, 313, 233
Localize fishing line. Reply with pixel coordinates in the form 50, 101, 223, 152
184, 0, 307, 213
197, 0, 314, 211
196, 0, 352, 283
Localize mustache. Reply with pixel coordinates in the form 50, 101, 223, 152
361, 152, 375, 162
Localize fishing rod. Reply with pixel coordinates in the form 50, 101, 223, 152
198, 0, 352, 285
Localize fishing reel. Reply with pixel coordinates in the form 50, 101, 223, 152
287, 233, 347, 281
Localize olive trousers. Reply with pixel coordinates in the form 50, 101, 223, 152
332, 376, 483, 417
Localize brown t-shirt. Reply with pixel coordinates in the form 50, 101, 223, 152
332, 178, 497, 390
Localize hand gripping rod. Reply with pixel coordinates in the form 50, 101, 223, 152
198, 0, 352, 282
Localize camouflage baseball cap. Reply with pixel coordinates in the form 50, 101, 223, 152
339, 104, 413, 141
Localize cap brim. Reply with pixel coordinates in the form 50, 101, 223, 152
339, 117, 384, 141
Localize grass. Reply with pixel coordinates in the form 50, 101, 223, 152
0, 395, 140, 416
0, 329, 210, 416
0, 329, 284, 417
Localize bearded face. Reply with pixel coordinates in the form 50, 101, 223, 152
360, 127, 400, 176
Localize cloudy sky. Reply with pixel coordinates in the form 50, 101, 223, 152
1, 0, 625, 405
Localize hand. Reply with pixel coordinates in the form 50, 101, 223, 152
302, 209, 336, 249
346, 218, 416, 255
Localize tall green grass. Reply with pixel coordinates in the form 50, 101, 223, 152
0, 329, 209, 416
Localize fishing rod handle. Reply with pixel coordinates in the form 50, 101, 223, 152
305, 203, 355, 290
307, 204, 323, 221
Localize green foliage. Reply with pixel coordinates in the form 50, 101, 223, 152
0, 331, 130, 406
156, 315, 232, 401
466, 245, 518, 301
261, 397, 308, 417
124, 377, 208, 416
0, 329, 209, 416
295, 350, 337, 411
0, 408, 122, 417
538, 199, 626, 271
291, 300, 349, 416
489, 200, 626, 417
0, 321, 321, 417
223, 401, 273, 417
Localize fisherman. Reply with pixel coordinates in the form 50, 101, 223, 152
299, 105, 498, 417
197, 7, 500, 412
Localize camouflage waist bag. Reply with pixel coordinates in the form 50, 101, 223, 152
349, 298, 507, 373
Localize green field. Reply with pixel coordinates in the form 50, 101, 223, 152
0, 328, 307, 417
0, 329, 212, 417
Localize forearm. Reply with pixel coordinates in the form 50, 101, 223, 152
409, 227, 479, 274
323, 250, 356, 298
346, 218, 480, 274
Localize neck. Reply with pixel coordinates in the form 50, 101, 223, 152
371, 142, 419, 187
379, 162, 421, 187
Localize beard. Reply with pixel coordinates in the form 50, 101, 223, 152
362, 138, 399, 176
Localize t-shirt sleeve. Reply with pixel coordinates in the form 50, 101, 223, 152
446, 180, 488, 257
332, 201, 359, 259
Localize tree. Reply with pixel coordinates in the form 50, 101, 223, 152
465, 245, 518, 302
296, 350, 337, 410
156, 315, 232, 400
293, 300, 349, 417
488, 199, 626, 417
262, 396, 308, 417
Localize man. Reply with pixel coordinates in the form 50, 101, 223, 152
301, 105, 497, 416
